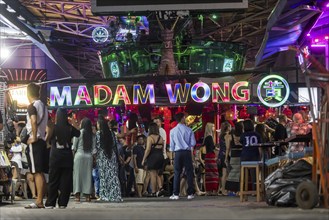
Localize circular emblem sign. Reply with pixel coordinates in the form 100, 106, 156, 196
257, 75, 290, 107
92, 27, 109, 43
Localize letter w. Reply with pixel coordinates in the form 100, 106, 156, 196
165, 83, 191, 104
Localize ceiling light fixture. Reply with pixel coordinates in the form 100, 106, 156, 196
0, 47, 10, 59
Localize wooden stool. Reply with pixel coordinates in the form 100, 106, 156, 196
240, 161, 263, 202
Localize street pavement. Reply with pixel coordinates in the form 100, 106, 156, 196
0, 195, 328, 220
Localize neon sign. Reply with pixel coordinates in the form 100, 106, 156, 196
257, 75, 290, 107
49, 81, 250, 107
9, 84, 29, 108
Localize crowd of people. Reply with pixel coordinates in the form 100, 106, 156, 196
5, 82, 313, 208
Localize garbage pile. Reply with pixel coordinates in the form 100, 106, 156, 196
265, 159, 312, 206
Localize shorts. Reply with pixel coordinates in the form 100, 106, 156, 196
26, 139, 48, 174
134, 169, 146, 184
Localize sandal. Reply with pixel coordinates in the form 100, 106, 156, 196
24, 203, 44, 209
75, 193, 80, 202
196, 191, 206, 196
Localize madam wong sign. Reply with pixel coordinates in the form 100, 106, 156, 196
49, 75, 289, 107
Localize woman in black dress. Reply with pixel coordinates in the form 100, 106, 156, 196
142, 122, 164, 196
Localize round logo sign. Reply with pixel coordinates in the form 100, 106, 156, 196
257, 75, 290, 107
92, 27, 109, 43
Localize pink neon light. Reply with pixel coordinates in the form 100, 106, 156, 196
307, 33, 311, 37
314, 39, 319, 43
326, 3, 329, 7
212, 82, 230, 102
311, 44, 326, 47
325, 36, 329, 40
232, 81, 250, 102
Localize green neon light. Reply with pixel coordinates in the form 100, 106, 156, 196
257, 75, 290, 107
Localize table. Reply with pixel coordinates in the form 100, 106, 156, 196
285, 133, 312, 143
250, 136, 312, 197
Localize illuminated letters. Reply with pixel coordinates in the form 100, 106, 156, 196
48, 79, 258, 107
232, 81, 250, 102
74, 85, 92, 106
165, 83, 191, 104
50, 86, 72, 107
191, 82, 211, 103
94, 85, 112, 105
133, 84, 155, 104
113, 84, 131, 105
212, 82, 230, 103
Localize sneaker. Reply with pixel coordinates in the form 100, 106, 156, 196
169, 195, 179, 200
44, 205, 54, 209
58, 206, 66, 209
156, 189, 166, 197
187, 194, 194, 200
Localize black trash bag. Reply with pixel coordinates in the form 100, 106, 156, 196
265, 168, 283, 188
282, 160, 312, 179
265, 160, 312, 207
266, 178, 306, 206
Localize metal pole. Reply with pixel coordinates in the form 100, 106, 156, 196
0, 76, 72, 92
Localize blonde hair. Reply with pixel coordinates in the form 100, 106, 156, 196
203, 122, 214, 144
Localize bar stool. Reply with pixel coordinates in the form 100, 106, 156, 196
240, 161, 263, 202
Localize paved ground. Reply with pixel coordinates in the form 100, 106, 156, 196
0, 196, 328, 220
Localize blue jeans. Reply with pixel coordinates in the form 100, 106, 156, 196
92, 167, 100, 196
173, 150, 195, 196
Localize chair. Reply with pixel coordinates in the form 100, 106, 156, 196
10, 161, 28, 203
240, 161, 263, 202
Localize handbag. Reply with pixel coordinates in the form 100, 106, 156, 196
20, 127, 29, 144
22, 161, 29, 169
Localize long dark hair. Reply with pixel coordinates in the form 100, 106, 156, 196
243, 119, 254, 132
234, 121, 244, 137
55, 108, 70, 146
81, 118, 92, 152
255, 123, 267, 143
148, 122, 159, 135
219, 121, 231, 140
128, 113, 138, 130
98, 117, 114, 159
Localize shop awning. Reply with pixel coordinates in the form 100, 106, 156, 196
255, 0, 322, 67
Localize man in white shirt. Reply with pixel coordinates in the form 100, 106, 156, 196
25, 83, 48, 209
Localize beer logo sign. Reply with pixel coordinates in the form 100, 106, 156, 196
257, 75, 290, 107
92, 27, 109, 43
